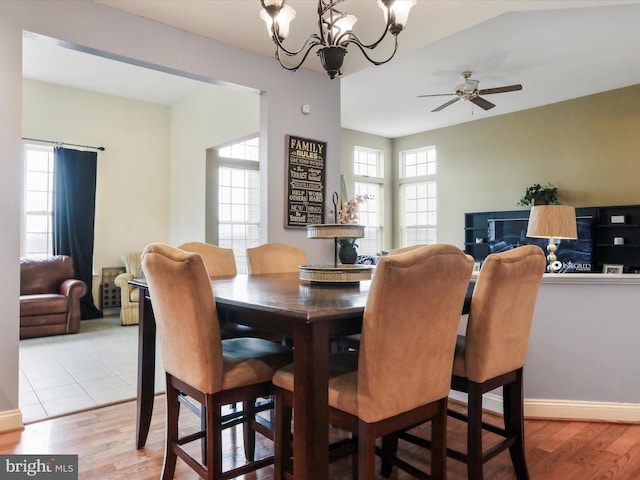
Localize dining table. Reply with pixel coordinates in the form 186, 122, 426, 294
131, 271, 473, 480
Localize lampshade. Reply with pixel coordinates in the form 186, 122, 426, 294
526, 205, 577, 240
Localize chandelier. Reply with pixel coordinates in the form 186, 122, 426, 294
260, 0, 416, 79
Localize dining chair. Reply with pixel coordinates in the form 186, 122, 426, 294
335, 244, 430, 352
178, 241, 281, 343
141, 243, 293, 480
273, 244, 474, 480
178, 242, 237, 277
246, 242, 307, 274
388, 244, 428, 255
384, 245, 546, 480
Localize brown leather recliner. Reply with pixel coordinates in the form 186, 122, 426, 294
20, 256, 87, 339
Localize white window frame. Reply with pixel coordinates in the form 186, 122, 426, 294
22, 143, 55, 257
214, 137, 260, 274
398, 145, 437, 247
353, 146, 384, 255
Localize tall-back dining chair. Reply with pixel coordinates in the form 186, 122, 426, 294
335, 244, 432, 352
246, 242, 307, 274
178, 242, 282, 342
273, 244, 474, 480
388, 244, 428, 255
390, 245, 546, 480
141, 243, 292, 480
450, 245, 545, 480
178, 242, 237, 277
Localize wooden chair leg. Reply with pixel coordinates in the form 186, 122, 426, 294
205, 394, 222, 480
162, 379, 179, 480
380, 434, 398, 477
274, 389, 292, 480
200, 404, 207, 466
504, 372, 530, 480
467, 382, 485, 480
431, 399, 447, 480
357, 422, 377, 480
243, 400, 256, 462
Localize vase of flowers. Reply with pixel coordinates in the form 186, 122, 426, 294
334, 193, 373, 264
337, 193, 373, 224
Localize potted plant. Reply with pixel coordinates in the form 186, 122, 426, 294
517, 182, 559, 206
337, 238, 358, 264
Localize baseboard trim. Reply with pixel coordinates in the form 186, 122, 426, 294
524, 398, 640, 423
0, 409, 24, 433
449, 391, 640, 423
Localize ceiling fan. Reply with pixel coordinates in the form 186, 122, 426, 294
417, 71, 523, 112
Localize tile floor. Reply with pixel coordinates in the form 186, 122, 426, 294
19, 316, 165, 424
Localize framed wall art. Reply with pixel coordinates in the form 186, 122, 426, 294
285, 134, 326, 228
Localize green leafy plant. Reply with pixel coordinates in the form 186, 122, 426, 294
338, 238, 358, 248
517, 183, 559, 206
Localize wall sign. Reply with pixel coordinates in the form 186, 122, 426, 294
285, 135, 326, 227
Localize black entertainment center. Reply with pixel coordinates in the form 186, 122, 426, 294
464, 205, 640, 273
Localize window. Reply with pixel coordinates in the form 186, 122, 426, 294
353, 147, 383, 255
217, 137, 260, 273
399, 146, 437, 246
23, 144, 54, 257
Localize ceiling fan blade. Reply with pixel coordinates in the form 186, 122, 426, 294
417, 93, 454, 98
478, 84, 523, 95
431, 97, 460, 112
470, 96, 496, 110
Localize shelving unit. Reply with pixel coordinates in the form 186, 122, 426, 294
595, 205, 640, 272
465, 205, 640, 273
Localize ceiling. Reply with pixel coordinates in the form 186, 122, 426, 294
23, 1, 640, 139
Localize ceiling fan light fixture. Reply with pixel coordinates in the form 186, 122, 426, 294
260, 0, 414, 78
419, 71, 523, 112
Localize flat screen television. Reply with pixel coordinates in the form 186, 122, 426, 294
487, 215, 593, 273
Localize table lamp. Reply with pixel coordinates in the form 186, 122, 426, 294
526, 205, 577, 273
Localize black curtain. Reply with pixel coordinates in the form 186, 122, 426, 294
53, 147, 102, 319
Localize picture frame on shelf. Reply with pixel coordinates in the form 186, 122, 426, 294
603, 264, 624, 274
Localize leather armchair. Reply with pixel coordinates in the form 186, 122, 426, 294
114, 252, 142, 325
20, 255, 87, 339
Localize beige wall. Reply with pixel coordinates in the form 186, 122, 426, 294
2, 0, 340, 421
340, 129, 394, 249
169, 84, 259, 246
343, 84, 640, 250
22, 79, 172, 272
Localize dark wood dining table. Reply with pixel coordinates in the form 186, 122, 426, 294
132, 272, 473, 480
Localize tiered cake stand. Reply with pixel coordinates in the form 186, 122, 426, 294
299, 224, 373, 283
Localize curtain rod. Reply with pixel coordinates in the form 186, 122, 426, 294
22, 137, 105, 152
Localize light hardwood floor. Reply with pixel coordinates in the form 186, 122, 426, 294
2, 395, 640, 479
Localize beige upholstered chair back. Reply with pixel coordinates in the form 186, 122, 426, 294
141, 243, 224, 394
463, 245, 546, 383
388, 244, 428, 255
246, 242, 307, 274
357, 244, 474, 423
178, 242, 237, 277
